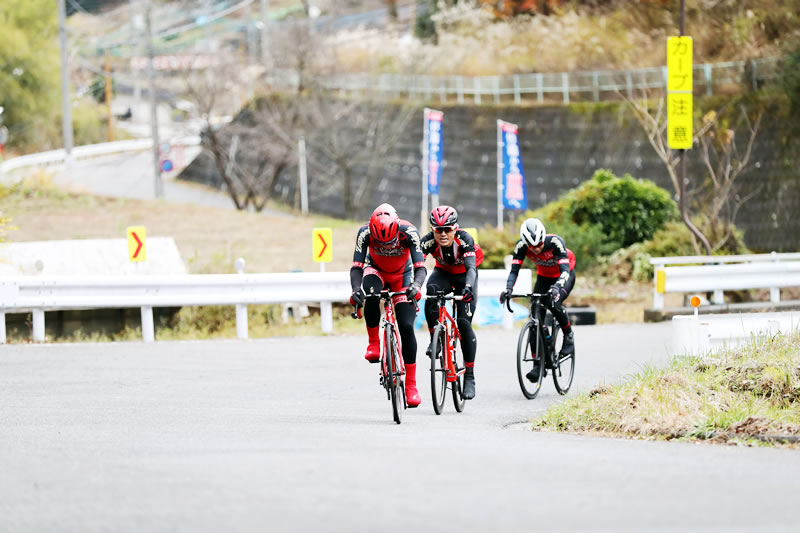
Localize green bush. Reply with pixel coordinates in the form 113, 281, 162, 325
479, 168, 678, 272
566, 169, 679, 249
598, 219, 752, 283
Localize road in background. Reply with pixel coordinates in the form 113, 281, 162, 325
3, 323, 800, 531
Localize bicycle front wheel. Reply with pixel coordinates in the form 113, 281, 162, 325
551, 328, 575, 395
451, 332, 466, 413
430, 326, 447, 415
386, 328, 403, 424
516, 321, 544, 400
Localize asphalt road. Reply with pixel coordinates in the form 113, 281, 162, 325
2, 323, 799, 532
50, 150, 287, 217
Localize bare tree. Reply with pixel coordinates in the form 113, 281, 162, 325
184, 65, 302, 212
697, 106, 763, 251
623, 91, 762, 253
300, 91, 416, 214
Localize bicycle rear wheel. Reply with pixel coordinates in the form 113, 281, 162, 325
516, 320, 544, 400
451, 333, 466, 413
386, 328, 403, 424
430, 326, 447, 415
551, 328, 575, 395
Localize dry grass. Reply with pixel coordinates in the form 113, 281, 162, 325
3, 180, 361, 274
535, 332, 800, 448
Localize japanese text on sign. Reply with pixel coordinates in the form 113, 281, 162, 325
667, 36, 693, 149
426, 109, 444, 194
500, 122, 528, 210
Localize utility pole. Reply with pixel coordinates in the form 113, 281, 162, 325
144, 0, 163, 198
105, 50, 114, 142
57, 0, 74, 156
260, 0, 270, 68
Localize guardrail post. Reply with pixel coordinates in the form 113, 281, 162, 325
236, 304, 249, 339
770, 253, 781, 303
712, 290, 724, 305
562, 72, 569, 104
513, 75, 521, 105
474, 77, 481, 105
234, 257, 248, 339
653, 265, 665, 310
493, 76, 500, 104
750, 59, 758, 91
141, 306, 154, 342
320, 301, 333, 333
592, 71, 599, 102
33, 309, 46, 342
537, 73, 543, 103
457, 76, 464, 104
0, 312, 6, 344
626, 71, 633, 98
704, 64, 712, 96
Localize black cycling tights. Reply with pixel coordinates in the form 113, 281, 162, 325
424, 270, 478, 364
362, 273, 418, 365
533, 270, 576, 331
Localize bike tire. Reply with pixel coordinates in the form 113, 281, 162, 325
385, 328, 402, 424
551, 328, 575, 395
516, 320, 544, 400
452, 331, 466, 413
430, 326, 447, 415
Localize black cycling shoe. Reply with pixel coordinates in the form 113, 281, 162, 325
425, 341, 434, 358
560, 331, 575, 356
463, 371, 476, 400
526, 362, 542, 382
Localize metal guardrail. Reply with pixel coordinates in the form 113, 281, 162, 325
0, 268, 531, 343
650, 253, 800, 310
673, 311, 800, 356
0, 136, 201, 177
267, 57, 779, 105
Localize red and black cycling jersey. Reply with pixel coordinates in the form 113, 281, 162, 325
507, 234, 576, 290
420, 229, 484, 287
352, 220, 425, 274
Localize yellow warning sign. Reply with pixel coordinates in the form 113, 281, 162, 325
126, 226, 147, 263
668, 93, 693, 149
312, 228, 332, 263
462, 227, 479, 245
667, 36, 693, 92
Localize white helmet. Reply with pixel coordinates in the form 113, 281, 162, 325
520, 218, 546, 247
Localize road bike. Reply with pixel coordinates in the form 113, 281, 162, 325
507, 293, 576, 399
352, 289, 407, 424
426, 289, 468, 415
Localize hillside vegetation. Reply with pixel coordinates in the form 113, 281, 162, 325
342, 0, 800, 75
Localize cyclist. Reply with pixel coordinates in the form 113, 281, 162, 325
499, 218, 576, 381
420, 206, 483, 400
350, 203, 427, 408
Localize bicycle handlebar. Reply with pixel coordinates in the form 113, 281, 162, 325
505, 292, 548, 313
421, 292, 464, 302
351, 290, 412, 319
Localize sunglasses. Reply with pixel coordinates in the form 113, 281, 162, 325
433, 226, 456, 233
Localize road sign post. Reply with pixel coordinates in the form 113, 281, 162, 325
312, 228, 333, 333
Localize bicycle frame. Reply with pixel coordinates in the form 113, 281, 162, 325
378, 291, 405, 383
434, 294, 463, 382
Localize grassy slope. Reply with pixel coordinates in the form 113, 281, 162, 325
535, 332, 800, 448
1, 181, 367, 341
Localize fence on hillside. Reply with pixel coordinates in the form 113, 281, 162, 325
268, 57, 780, 105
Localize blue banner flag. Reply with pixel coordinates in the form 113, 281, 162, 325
425, 109, 444, 194
500, 122, 528, 210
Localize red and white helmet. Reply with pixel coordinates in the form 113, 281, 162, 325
369, 203, 400, 243
429, 205, 458, 228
